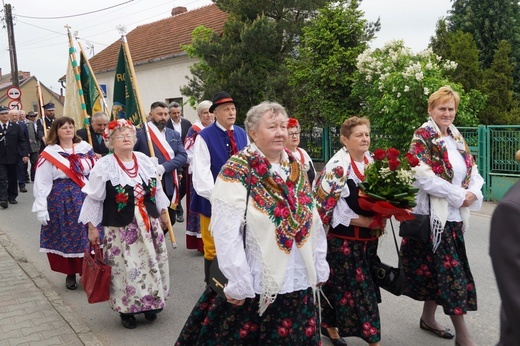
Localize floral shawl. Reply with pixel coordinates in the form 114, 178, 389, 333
211, 143, 319, 315
313, 147, 373, 227
410, 117, 475, 250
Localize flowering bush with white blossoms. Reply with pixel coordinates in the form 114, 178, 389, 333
353, 40, 485, 151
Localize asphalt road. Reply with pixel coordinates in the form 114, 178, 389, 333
0, 185, 500, 345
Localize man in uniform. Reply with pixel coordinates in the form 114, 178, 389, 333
36, 102, 56, 152
25, 111, 41, 181
0, 106, 28, 208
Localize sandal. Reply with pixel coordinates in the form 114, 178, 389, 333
65, 274, 77, 290
120, 313, 137, 329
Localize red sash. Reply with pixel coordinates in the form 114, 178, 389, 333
148, 129, 179, 207
40, 150, 85, 188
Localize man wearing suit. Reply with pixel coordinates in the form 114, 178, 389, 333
166, 101, 192, 222
0, 105, 28, 208
25, 111, 41, 181
76, 111, 109, 157
36, 102, 56, 152
9, 110, 30, 193
490, 149, 520, 346
135, 101, 187, 231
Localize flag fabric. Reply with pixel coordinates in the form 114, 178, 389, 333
63, 55, 85, 128
112, 42, 141, 125
79, 51, 103, 116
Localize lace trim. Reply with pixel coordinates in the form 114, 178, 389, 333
331, 198, 359, 228
96, 152, 157, 188
79, 197, 103, 225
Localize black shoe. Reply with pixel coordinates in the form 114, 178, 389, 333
321, 327, 348, 346
420, 319, 455, 339
0, 201, 7, 209
120, 314, 137, 329
8, 199, 17, 205
19, 187, 27, 193
176, 214, 184, 222
144, 312, 157, 321
65, 274, 77, 290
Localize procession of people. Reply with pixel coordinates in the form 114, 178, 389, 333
0, 86, 507, 345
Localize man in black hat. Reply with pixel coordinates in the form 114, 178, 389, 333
0, 105, 28, 208
25, 111, 40, 181
36, 102, 56, 152
190, 91, 248, 284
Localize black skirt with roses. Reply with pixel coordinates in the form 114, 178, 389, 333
400, 221, 477, 315
321, 235, 382, 343
175, 286, 320, 345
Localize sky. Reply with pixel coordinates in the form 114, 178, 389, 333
0, 0, 453, 96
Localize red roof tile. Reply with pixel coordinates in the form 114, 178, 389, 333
89, 4, 227, 73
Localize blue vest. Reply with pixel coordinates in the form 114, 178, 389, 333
191, 123, 247, 217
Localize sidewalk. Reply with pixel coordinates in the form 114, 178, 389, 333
0, 230, 102, 346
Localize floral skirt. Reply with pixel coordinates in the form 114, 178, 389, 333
40, 179, 89, 257
321, 235, 381, 343
400, 221, 477, 315
175, 287, 320, 345
103, 208, 170, 314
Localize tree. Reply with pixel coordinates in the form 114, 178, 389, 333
181, 0, 332, 120
352, 40, 485, 151
447, 0, 520, 90
480, 40, 519, 124
430, 19, 483, 91
286, 0, 379, 126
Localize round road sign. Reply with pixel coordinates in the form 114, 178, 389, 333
8, 100, 22, 110
6, 86, 22, 100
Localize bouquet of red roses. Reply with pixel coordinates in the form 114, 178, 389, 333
358, 148, 421, 225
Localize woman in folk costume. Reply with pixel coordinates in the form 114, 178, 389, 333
286, 117, 316, 187
314, 116, 385, 345
78, 119, 171, 329
32, 116, 98, 290
400, 86, 484, 346
184, 100, 214, 252
175, 101, 329, 345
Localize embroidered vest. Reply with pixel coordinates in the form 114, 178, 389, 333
101, 179, 159, 227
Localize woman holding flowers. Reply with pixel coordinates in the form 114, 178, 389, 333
314, 116, 384, 346
78, 119, 171, 329
401, 86, 484, 346
175, 101, 329, 345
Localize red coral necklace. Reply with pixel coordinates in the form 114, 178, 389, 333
350, 155, 368, 181
114, 153, 138, 178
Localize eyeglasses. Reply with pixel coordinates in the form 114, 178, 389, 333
113, 134, 134, 140
288, 132, 300, 138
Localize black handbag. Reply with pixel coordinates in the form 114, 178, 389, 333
399, 196, 430, 243
209, 159, 252, 298
371, 220, 406, 296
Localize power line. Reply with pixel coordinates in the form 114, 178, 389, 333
15, 0, 135, 20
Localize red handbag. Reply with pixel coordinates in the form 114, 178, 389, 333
81, 244, 111, 304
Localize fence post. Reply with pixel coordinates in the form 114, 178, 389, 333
323, 126, 331, 162
478, 125, 490, 200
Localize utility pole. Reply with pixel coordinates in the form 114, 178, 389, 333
4, 3, 19, 88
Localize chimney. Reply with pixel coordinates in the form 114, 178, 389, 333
171, 6, 187, 16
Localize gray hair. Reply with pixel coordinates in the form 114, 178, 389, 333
244, 101, 287, 142
196, 100, 212, 116
91, 112, 109, 122
168, 101, 181, 110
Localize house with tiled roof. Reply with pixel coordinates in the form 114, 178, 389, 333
88, 4, 228, 121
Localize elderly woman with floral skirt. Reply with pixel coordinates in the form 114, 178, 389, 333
79, 119, 171, 329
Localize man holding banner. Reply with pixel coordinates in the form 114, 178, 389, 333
134, 101, 187, 232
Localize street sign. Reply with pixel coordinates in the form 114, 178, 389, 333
6, 86, 21, 100
8, 100, 22, 110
